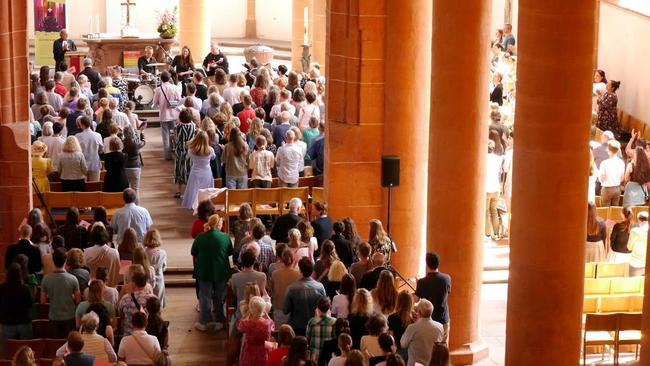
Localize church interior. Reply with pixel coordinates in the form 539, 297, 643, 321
2, 0, 650, 365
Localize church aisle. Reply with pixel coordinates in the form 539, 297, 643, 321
139, 127, 195, 268
139, 127, 228, 365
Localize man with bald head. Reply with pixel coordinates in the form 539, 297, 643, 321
400, 299, 444, 366
359, 252, 387, 290
276, 129, 304, 187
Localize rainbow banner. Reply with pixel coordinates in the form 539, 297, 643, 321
123, 51, 140, 69
34, 0, 67, 66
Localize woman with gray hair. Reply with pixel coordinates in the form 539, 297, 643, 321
56, 311, 117, 362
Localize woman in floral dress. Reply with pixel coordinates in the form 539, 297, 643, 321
174, 109, 196, 198
596, 80, 622, 137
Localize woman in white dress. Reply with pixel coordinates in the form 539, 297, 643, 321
144, 228, 168, 307
593, 69, 607, 111
182, 130, 216, 209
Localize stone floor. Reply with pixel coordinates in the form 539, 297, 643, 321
139, 128, 637, 366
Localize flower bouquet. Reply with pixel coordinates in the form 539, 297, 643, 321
157, 6, 178, 39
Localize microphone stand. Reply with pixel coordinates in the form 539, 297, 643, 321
384, 182, 415, 291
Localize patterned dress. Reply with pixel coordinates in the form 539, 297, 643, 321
174, 122, 196, 184
597, 92, 620, 136
236, 317, 275, 366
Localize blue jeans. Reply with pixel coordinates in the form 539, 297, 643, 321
2, 323, 32, 341
198, 280, 227, 324
226, 176, 248, 189
161, 120, 176, 160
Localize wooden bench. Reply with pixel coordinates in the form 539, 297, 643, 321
33, 191, 124, 222
49, 181, 103, 192
213, 175, 322, 189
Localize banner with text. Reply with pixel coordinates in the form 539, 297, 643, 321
34, 0, 67, 66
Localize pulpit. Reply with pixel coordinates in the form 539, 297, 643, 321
63, 51, 86, 77
84, 37, 175, 74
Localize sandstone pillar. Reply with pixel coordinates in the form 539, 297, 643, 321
325, 0, 386, 238
246, 0, 257, 39
383, 0, 432, 278
0, 0, 32, 271
505, 1, 596, 365
178, 0, 211, 66
427, 0, 491, 363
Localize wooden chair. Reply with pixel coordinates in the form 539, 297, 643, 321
299, 176, 315, 187
596, 207, 609, 220
607, 206, 625, 222
610, 277, 643, 295
585, 263, 597, 279
583, 296, 600, 313
595, 196, 602, 207
600, 295, 632, 313
584, 278, 611, 296
226, 189, 254, 222
280, 187, 310, 214
596, 263, 629, 278
100, 192, 124, 218
253, 188, 282, 216
32, 319, 50, 338
631, 206, 649, 219
616, 312, 642, 363
583, 313, 618, 365
628, 294, 643, 312
311, 187, 325, 205
214, 178, 223, 188
85, 181, 103, 191
44, 339, 66, 359
75, 192, 101, 209
7, 339, 45, 359
45, 192, 74, 210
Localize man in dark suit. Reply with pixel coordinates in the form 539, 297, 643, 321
52, 29, 77, 69
270, 197, 303, 243
78, 57, 101, 94
311, 201, 333, 253
4, 225, 42, 274
330, 221, 354, 268
359, 252, 387, 290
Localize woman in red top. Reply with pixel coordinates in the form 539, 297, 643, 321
191, 200, 216, 238
237, 296, 275, 366
267, 324, 295, 366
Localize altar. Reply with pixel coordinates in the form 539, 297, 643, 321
84, 37, 175, 74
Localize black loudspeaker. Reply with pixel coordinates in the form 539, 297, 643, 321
381, 155, 400, 187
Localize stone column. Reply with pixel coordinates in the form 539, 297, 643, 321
178, 0, 211, 65
426, 0, 491, 364
246, 0, 257, 39
0, 0, 31, 270
311, 0, 326, 73
325, 0, 386, 238
505, 1, 596, 365
383, 0, 432, 278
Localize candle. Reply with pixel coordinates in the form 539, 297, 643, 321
303, 7, 309, 45
89, 16, 92, 35
95, 14, 99, 34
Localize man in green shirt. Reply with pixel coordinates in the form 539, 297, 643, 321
191, 216, 233, 331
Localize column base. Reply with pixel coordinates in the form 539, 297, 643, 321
450, 339, 489, 365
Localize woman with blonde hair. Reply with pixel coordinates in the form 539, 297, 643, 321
224, 127, 249, 189
246, 117, 264, 149
297, 219, 319, 256
57, 136, 87, 191
372, 271, 398, 316
220, 102, 240, 126
369, 219, 392, 259
31, 141, 53, 192
66, 248, 90, 293
348, 288, 374, 349
288, 228, 313, 266
132, 246, 157, 289
586, 202, 607, 262
12, 345, 37, 366
238, 296, 276, 366
324, 259, 348, 299
182, 130, 216, 209
74, 280, 115, 328
144, 228, 168, 306
314, 240, 340, 279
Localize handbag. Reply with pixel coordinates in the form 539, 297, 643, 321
160, 86, 180, 108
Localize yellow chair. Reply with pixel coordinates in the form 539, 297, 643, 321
610, 277, 643, 295
311, 187, 325, 204
616, 312, 642, 364
629, 294, 643, 312
209, 191, 228, 230
607, 206, 625, 222
585, 278, 611, 296
595, 196, 602, 207
631, 206, 649, 219
596, 262, 629, 278
585, 263, 596, 279
280, 187, 310, 214
75, 192, 101, 209
226, 189, 255, 219
600, 295, 632, 313
596, 207, 609, 220
583, 313, 618, 365
583, 296, 600, 313
253, 188, 282, 216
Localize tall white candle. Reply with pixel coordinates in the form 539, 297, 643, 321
95, 14, 99, 34
89, 16, 92, 35
303, 7, 309, 44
